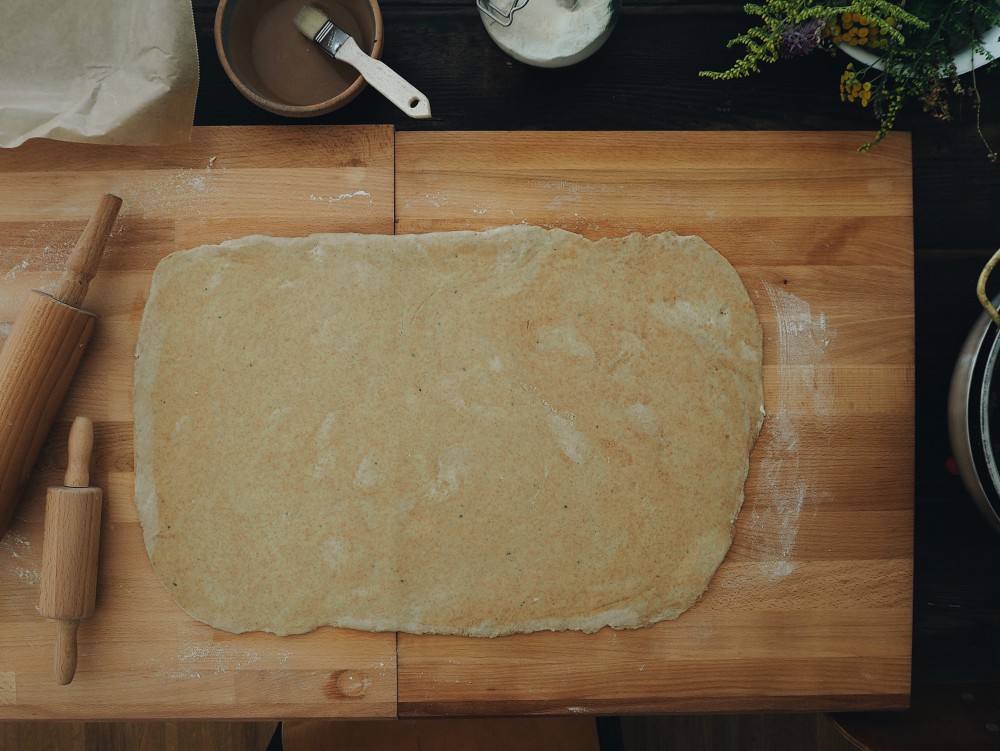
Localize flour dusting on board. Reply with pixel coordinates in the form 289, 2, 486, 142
765, 282, 835, 413
176, 642, 262, 674
134, 638, 292, 681
752, 281, 834, 581
309, 190, 372, 204
3, 260, 29, 282
110, 167, 224, 216
1, 223, 99, 298
1, 530, 40, 587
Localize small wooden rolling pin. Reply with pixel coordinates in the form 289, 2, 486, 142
39, 416, 103, 685
0, 193, 121, 536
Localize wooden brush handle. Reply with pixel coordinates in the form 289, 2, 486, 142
336, 38, 432, 119
53, 194, 122, 308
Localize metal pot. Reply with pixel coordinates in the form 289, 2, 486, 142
949, 300, 1000, 534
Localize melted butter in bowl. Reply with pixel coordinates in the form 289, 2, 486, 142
216, 0, 383, 115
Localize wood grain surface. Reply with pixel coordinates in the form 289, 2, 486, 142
394, 131, 914, 715
184, 0, 998, 691
0, 127, 913, 719
0, 126, 397, 720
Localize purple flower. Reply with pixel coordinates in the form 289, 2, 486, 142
780, 19, 823, 58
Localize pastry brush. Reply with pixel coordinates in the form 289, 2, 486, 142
293, 5, 432, 119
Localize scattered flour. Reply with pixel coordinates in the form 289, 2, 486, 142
12, 567, 40, 586
3, 259, 29, 281
2, 531, 39, 587
176, 642, 261, 673
751, 282, 834, 581
424, 193, 450, 208
110, 167, 222, 216
137, 640, 292, 681
1, 532, 31, 550
765, 282, 835, 413
309, 190, 372, 204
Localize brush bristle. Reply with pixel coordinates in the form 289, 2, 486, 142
293, 5, 329, 40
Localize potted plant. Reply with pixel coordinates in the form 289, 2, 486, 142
701, 1, 1000, 158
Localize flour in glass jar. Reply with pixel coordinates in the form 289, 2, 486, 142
480, 0, 619, 68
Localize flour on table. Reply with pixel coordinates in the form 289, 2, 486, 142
752, 281, 834, 580
309, 190, 372, 204
1, 531, 39, 587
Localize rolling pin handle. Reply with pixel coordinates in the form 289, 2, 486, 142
64, 416, 93, 489
53, 619, 79, 685
53, 194, 123, 308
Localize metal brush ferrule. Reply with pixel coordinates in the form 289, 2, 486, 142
314, 21, 351, 57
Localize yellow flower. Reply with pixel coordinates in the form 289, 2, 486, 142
838, 64, 875, 109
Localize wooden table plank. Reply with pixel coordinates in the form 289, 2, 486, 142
0, 126, 397, 720
394, 131, 914, 715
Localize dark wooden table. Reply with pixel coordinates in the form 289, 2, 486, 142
193, 0, 1000, 719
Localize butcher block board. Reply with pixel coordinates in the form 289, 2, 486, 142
393, 131, 913, 715
0, 127, 913, 719
0, 126, 398, 719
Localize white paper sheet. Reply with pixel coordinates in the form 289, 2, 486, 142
0, 0, 198, 147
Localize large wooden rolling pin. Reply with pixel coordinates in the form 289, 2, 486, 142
39, 416, 102, 684
0, 194, 121, 535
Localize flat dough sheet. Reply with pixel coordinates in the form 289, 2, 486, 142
134, 227, 764, 637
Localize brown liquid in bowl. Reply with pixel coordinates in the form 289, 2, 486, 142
227, 0, 376, 107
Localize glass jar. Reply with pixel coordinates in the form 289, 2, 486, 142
477, 0, 621, 68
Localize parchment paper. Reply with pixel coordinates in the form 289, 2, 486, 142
0, 0, 198, 148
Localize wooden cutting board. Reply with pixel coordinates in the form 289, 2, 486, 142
0, 127, 913, 719
393, 131, 914, 715
0, 126, 398, 719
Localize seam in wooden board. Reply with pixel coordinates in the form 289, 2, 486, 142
392, 125, 398, 236
393, 121, 399, 719
392, 124, 398, 714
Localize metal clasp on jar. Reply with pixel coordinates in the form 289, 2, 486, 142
476, 0, 530, 27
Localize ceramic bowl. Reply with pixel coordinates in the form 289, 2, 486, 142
215, 0, 383, 116
840, 26, 1000, 76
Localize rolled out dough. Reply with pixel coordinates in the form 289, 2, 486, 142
134, 226, 764, 637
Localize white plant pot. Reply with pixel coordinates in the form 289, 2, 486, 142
840, 25, 1000, 75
